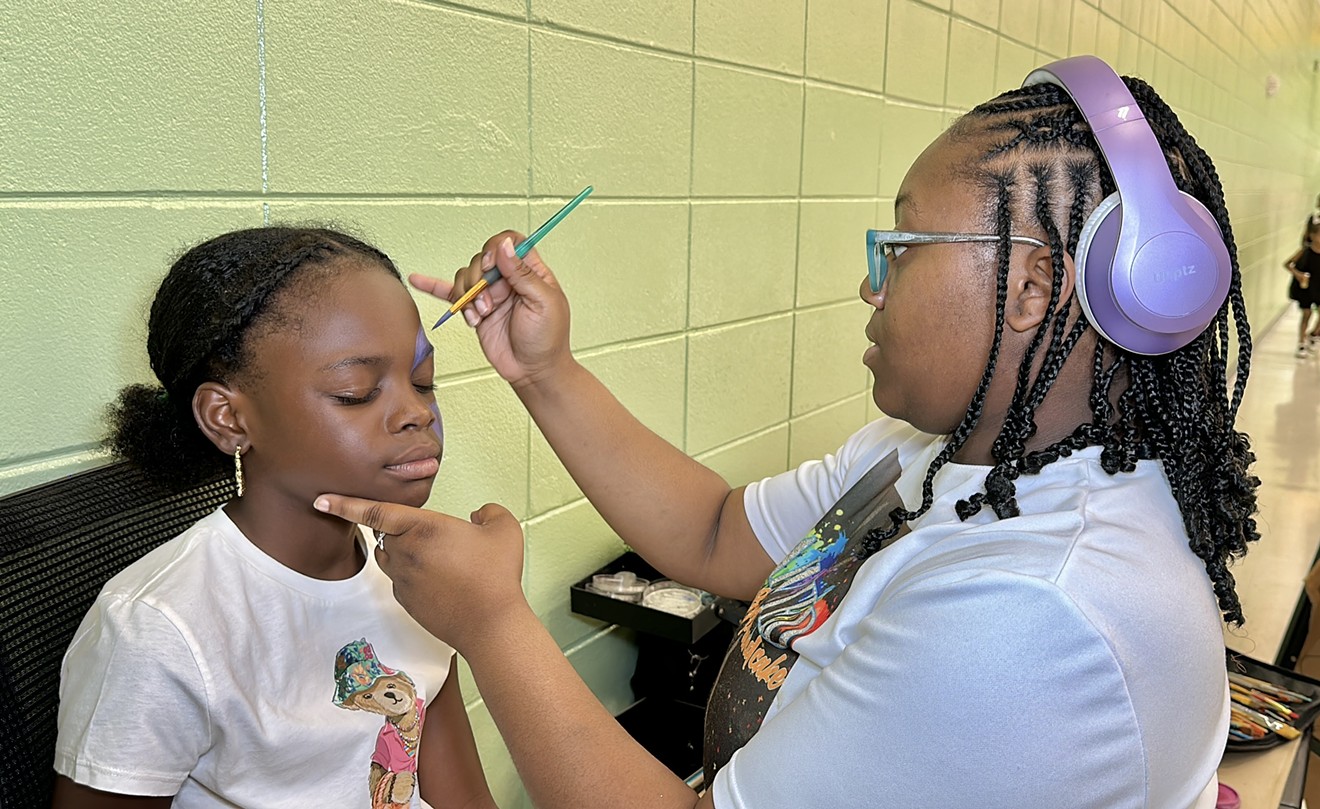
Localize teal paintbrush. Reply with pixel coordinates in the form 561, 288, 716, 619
432, 185, 593, 328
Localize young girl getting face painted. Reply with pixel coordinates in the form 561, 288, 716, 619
53, 227, 495, 809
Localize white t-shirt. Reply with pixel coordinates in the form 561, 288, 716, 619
712, 418, 1228, 809
56, 507, 455, 808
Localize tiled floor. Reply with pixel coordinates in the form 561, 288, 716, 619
1224, 306, 1320, 660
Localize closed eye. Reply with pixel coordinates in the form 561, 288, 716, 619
413, 383, 437, 395
333, 389, 380, 405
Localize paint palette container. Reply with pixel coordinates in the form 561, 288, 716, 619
570, 552, 721, 644
1224, 652, 1320, 750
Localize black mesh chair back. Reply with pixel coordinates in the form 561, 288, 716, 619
0, 461, 234, 809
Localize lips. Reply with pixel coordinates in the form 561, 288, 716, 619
385, 443, 442, 480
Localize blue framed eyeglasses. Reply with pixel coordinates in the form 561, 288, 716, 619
866, 229, 1048, 293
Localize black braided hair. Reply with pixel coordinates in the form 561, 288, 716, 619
105, 227, 402, 490
861, 78, 1260, 625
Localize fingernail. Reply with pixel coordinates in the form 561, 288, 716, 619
475, 293, 491, 315
499, 237, 515, 259
482, 250, 494, 269
464, 309, 479, 327
314, 498, 329, 512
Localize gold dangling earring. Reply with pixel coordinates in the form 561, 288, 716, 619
234, 446, 245, 497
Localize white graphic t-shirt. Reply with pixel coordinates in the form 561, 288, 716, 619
708, 418, 1228, 809
56, 507, 454, 808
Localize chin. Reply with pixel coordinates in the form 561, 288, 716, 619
397, 477, 438, 509
400, 489, 433, 509
348, 476, 437, 510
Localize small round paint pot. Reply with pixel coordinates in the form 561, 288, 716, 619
1215, 783, 1239, 809
587, 571, 649, 603
641, 580, 705, 618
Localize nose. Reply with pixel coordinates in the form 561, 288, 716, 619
859, 275, 885, 309
389, 385, 438, 435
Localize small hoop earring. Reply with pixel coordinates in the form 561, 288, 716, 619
234, 447, 245, 497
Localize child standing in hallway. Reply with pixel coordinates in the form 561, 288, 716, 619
1284, 220, 1320, 357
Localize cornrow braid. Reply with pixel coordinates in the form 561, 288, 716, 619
106, 227, 402, 490
860, 78, 1260, 625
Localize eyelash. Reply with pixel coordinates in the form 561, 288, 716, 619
333, 391, 378, 406
332, 383, 435, 406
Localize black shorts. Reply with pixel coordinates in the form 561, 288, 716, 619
1290, 277, 1320, 308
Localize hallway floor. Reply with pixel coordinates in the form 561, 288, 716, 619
1224, 308, 1320, 660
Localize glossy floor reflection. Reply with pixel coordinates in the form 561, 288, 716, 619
1225, 309, 1320, 660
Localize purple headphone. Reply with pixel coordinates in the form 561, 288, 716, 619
1023, 55, 1231, 355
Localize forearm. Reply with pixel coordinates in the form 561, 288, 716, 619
516, 358, 770, 598
419, 670, 498, 809
464, 603, 702, 809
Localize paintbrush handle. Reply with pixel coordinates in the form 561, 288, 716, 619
432, 186, 593, 329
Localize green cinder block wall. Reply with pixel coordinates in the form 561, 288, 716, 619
3, 0, 1318, 803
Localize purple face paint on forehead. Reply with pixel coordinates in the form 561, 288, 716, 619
414, 327, 443, 445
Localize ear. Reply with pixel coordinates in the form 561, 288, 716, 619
1004, 244, 1077, 334
192, 381, 250, 454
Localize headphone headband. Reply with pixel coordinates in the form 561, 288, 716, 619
1019, 56, 1231, 355
1024, 58, 1182, 213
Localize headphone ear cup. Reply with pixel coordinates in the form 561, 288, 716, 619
1072, 194, 1125, 348
1073, 192, 1231, 355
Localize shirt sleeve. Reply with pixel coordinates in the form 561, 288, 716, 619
55, 595, 211, 796
709, 571, 1152, 809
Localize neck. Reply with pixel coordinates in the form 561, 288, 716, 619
953, 334, 1111, 466
224, 492, 365, 580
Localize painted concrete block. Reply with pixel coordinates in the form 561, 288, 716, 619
791, 304, 872, 416
695, 0, 807, 74
529, 338, 686, 514
690, 201, 798, 327
947, 20, 1000, 110
692, 65, 804, 197
885, 1, 950, 103
686, 315, 793, 454
533, 200, 688, 349
801, 86, 885, 196
431, 373, 530, 518
796, 200, 878, 308
878, 102, 945, 200
531, 31, 691, 196
1, 0, 260, 192
695, 424, 790, 487
265, 0, 528, 194
805, 2, 887, 91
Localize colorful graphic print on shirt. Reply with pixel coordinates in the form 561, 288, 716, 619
333, 638, 428, 809
702, 516, 871, 777
703, 452, 905, 779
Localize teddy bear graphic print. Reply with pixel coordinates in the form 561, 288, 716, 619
334, 639, 427, 809
703, 452, 905, 780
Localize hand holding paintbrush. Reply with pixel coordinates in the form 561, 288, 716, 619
431, 186, 593, 329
